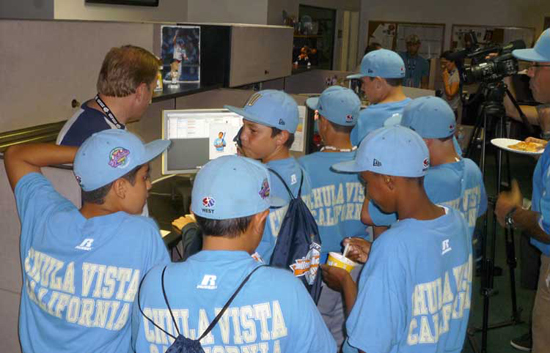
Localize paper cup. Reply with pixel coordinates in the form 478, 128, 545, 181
327, 252, 357, 273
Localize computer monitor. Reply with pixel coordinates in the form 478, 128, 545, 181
162, 109, 243, 175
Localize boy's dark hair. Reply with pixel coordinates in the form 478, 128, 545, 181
271, 127, 295, 149
327, 119, 354, 134
405, 175, 425, 186
441, 51, 456, 62
438, 135, 454, 143
368, 76, 403, 87
81, 164, 142, 204
194, 214, 253, 238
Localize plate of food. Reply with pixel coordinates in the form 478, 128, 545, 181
491, 138, 545, 155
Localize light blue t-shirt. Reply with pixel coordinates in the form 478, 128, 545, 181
15, 173, 170, 353
346, 207, 472, 353
369, 158, 487, 238
299, 151, 369, 262
256, 157, 313, 263
399, 52, 430, 88
350, 98, 413, 146
531, 144, 550, 256
131, 250, 336, 353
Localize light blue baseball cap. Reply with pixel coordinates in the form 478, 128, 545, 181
513, 29, 550, 62
400, 96, 456, 139
191, 155, 286, 220
74, 129, 170, 192
306, 86, 360, 126
347, 49, 406, 79
225, 90, 299, 133
333, 125, 429, 177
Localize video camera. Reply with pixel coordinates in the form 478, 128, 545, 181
457, 40, 526, 85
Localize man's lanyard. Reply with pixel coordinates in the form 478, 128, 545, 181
407, 55, 417, 78
94, 94, 124, 129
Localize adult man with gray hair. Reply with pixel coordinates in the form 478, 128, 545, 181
496, 28, 550, 353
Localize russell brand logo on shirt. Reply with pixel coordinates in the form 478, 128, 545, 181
197, 275, 217, 290
75, 238, 94, 251
441, 239, 452, 255
373, 159, 382, 167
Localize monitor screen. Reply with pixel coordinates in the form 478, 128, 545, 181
162, 109, 243, 175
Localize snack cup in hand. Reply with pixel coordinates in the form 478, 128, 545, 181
327, 252, 358, 273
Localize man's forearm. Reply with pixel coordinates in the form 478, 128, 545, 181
513, 208, 550, 244
4, 143, 78, 190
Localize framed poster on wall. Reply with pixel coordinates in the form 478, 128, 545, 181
160, 25, 201, 83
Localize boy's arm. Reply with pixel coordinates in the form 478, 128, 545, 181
4, 143, 78, 191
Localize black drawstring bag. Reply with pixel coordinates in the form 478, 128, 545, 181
268, 168, 323, 303
137, 265, 266, 353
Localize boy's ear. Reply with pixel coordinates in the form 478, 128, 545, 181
274, 129, 290, 147
382, 174, 395, 191
111, 178, 128, 199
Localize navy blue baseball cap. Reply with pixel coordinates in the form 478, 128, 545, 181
306, 86, 360, 126
513, 29, 550, 62
74, 129, 170, 192
333, 125, 429, 177
191, 155, 286, 220
225, 90, 299, 133
400, 96, 456, 139
347, 49, 406, 79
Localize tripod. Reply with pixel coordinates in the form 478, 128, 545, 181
465, 81, 524, 353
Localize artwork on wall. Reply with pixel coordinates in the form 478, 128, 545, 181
160, 25, 201, 83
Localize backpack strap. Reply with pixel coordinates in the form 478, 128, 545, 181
268, 168, 304, 199
137, 264, 267, 342
198, 265, 266, 340
138, 266, 177, 339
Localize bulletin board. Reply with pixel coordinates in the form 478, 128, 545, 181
451, 25, 536, 50
367, 21, 445, 59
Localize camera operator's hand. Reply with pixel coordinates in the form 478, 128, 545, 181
495, 179, 523, 226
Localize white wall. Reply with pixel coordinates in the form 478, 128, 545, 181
54, 0, 186, 22
188, 0, 268, 24
359, 0, 550, 62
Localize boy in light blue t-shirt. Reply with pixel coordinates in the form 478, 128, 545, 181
4, 130, 171, 353
299, 86, 369, 348
226, 90, 313, 264
348, 49, 412, 146
324, 126, 472, 353
131, 155, 336, 353
364, 97, 487, 248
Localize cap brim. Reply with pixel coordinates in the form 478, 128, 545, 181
224, 105, 278, 129
269, 195, 287, 208
141, 139, 171, 164
513, 48, 550, 62
332, 160, 364, 173
305, 97, 320, 110
347, 73, 364, 79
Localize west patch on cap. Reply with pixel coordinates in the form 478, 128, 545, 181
400, 96, 456, 139
306, 86, 360, 126
191, 155, 285, 220
74, 130, 170, 192
347, 49, 406, 79
225, 90, 299, 133
332, 125, 429, 177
